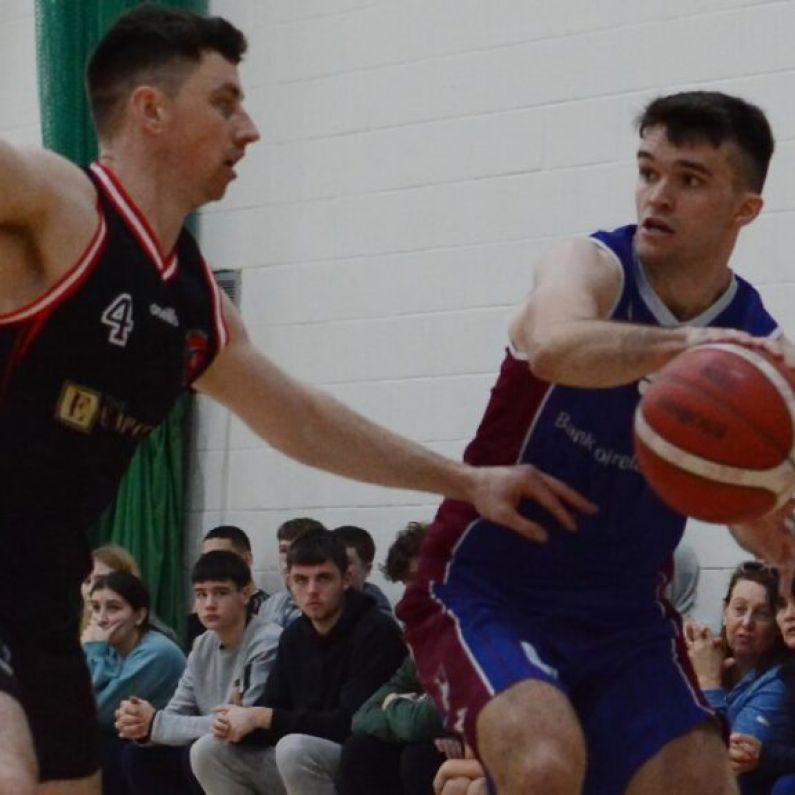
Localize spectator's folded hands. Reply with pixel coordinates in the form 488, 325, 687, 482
115, 695, 155, 740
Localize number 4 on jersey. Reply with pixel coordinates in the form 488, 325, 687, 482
101, 293, 135, 347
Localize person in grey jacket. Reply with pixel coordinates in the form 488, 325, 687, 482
116, 551, 282, 795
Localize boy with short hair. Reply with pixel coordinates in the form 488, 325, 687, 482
333, 525, 393, 616
116, 551, 281, 795
185, 525, 270, 648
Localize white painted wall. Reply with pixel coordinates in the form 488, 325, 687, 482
3, 3, 793, 626
0, 2, 40, 147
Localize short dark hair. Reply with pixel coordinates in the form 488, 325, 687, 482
86, 3, 247, 138
287, 528, 349, 575
332, 525, 375, 565
381, 522, 428, 583
277, 517, 326, 543
90, 571, 152, 631
192, 551, 251, 590
204, 525, 251, 555
636, 91, 774, 192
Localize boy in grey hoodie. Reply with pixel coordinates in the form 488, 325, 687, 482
115, 551, 282, 794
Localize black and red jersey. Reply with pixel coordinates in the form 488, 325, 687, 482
0, 162, 226, 594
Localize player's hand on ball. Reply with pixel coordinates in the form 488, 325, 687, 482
685, 328, 795, 366
470, 464, 598, 542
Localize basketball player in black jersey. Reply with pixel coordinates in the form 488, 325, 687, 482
0, 7, 596, 794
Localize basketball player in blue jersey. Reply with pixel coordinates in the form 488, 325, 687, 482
0, 7, 596, 795
398, 92, 795, 795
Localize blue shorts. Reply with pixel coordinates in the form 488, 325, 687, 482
400, 571, 716, 795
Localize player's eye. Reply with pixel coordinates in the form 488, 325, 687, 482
638, 166, 656, 182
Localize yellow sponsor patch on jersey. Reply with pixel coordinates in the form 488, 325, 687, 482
55, 381, 101, 433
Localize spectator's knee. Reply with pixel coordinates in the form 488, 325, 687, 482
188, 733, 218, 781
274, 733, 305, 775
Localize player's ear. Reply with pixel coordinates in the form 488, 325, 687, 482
129, 85, 168, 132
733, 192, 763, 228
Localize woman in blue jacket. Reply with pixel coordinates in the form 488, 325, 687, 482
687, 561, 790, 795
82, 571, 185, 794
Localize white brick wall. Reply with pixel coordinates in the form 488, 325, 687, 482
191, 0, 795, 620
0, 3, 40, 147
3, 4, 792, 622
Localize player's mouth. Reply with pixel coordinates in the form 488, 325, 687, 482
224, 155, 243, 178
641, 217, 675, 236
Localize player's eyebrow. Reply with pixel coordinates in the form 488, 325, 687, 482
637, 149, 713, 176
212, 83, 244, 101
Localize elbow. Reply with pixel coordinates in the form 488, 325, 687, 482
526, 340, 562, 383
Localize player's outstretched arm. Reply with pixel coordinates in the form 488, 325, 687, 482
195, 298, 597, 541
510, 237, 761, 388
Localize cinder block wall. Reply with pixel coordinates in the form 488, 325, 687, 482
0, 3, 40, 147
189, 1, 795, 620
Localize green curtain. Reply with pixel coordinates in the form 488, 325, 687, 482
34, 0, 209, 637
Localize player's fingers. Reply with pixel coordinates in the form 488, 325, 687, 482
524, 475, 578, 532
539, 473, 598, 515
499, 506, 549, 543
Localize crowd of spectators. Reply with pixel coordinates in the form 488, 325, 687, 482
82, 520, 795, 795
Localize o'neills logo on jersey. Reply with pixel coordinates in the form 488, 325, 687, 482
55, 381, 155, 439
183, 330, 209, 385
150, 303, 179, 327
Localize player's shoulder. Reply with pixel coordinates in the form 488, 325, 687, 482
536, 229, 627, 287
0, 142, 96, 231
13, 145, 94, 204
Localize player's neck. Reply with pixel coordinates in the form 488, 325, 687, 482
97, 149, 191, 255
640, 255, 734, 322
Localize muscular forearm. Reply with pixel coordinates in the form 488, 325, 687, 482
266, 386, 475, 500
207, 350, 477, 501
528, 320, 692, 388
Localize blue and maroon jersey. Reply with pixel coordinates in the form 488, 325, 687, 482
420, 224, 778, 619
0, 162, 226, 597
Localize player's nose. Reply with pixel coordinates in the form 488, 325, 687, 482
236, 110, 260, 146
647, 178, 673, 209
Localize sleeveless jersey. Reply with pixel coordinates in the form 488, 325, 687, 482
0, 162, 226, 595
423, 224, 778, 619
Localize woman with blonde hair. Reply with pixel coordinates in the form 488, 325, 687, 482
687, 561, 790, 795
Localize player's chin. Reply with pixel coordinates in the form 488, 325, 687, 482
204, 179, 232, 203
635, 236, 675, 263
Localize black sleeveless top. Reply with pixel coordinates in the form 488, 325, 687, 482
0, 162, 226, 594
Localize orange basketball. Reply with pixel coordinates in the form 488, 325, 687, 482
634, 343, 795, 523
